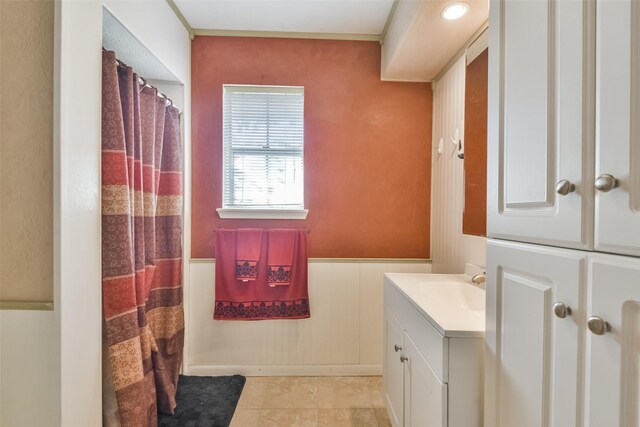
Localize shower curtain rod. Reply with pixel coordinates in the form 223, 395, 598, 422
103, 48, 183, 115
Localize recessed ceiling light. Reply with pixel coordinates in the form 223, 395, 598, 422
442, 2, 469, 20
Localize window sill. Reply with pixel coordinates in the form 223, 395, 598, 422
216, 208, 309, 220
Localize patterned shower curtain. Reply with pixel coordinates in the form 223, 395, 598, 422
101, 50, 184, 426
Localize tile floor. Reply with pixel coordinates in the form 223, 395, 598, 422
230, 376, 391, 427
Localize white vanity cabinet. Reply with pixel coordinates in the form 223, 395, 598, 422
383, 274, 484, 427
384, 304, 447, 427
488, 0, 640, 256
402, 331, 447, 427
384, 306, 406, 427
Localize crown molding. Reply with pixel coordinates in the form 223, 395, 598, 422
379, 0, 400, 45
165, 0, 195, 39
192, 28, 380, 41
431, 20, 489, 84
166, 0, 388, 42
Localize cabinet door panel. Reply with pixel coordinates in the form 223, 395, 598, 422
585, 254, 640, 427
403, 332, 447, 427
485, 239, 585, 427
594, 0, 640, 256
487, 0, 594, 249
383, 306, 404, 427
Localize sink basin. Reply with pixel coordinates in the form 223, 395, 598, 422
413, 280, 485, 311
384, 273, 486, 337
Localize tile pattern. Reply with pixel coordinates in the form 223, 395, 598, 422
231, 376, 390, 427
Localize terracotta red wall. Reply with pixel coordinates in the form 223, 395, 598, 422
191, 36, 432, 258
463, 49, 488, 237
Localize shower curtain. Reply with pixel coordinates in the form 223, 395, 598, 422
101, 50, 184, 426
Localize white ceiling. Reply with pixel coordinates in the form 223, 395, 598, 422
381, 0, 488, 81
174, 0, 395, 34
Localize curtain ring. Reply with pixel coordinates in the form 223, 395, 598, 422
157, 92, 173, 108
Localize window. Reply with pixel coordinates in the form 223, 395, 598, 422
218, 85, 307, 219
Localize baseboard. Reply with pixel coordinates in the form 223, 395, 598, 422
185, 364, 383, 377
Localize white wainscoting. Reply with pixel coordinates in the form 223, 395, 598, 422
0, 310, 57, 426
430, 56, 487, 273
186, 259, 430, 376
431, 56, 466, 273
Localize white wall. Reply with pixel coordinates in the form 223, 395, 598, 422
0, 311, 57, 426
463, 234, 487, 268
186, 260, 430, 376
430, 56, 487, 273
0, 2, 190, 426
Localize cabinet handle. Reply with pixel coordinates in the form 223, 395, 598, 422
595, 174, 618, 192
553, 302, 572, 318
587, 316, 610, 335
394, 345, 402, 352
556, 180, 575, 196
400, 355, 408, 363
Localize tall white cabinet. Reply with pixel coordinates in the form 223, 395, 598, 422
487, 0, 595, 250
585, 254, 640, 427
487, 0, 640, 425
485, 241, 585, 427
594, 0, 640, 257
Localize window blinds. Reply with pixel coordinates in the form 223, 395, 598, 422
222, 85, 305, 209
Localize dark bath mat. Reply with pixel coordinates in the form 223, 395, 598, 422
159, 374, 246, 427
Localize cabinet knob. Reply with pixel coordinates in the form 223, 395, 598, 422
587, 316, 610, 335
394, 344, 402, 352
400, 355, 408, 363
553, 302, 572, 318
595, 174, 618, 192
556, 180, 575, 196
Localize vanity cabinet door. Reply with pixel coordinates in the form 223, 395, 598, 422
384, 306, 405, 427
594, 0, 640, 257
584, 254, 640, 427
485, 239, 585, 427
487, 0, 594, 249
403, 332, 447, 427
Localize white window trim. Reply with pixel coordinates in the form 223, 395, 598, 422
221, 84, 306, 218
216, 208, 309, 220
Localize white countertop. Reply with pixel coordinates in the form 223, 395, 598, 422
384, 272, 486, 338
